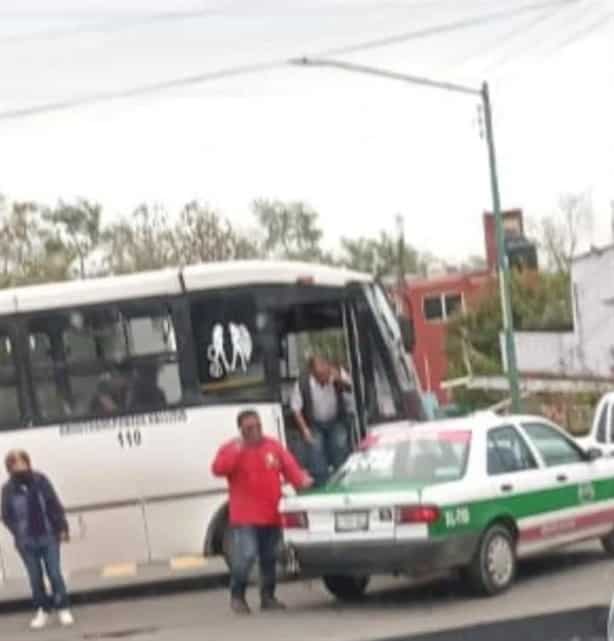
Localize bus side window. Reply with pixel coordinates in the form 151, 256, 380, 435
27, 304, 181, 423
189, 292, 271, 403
0, 333, 21, 428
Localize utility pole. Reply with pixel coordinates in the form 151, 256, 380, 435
396, 213, 405, 288
481, 82, 521, 411
289, 57, 522, 412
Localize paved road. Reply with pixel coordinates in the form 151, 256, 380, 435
1, 541, 614, 641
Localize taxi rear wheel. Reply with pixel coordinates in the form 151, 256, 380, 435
323, 575, 370, 601
466, 524, 516, 596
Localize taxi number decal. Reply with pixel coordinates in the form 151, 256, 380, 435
444, 507, 470, 529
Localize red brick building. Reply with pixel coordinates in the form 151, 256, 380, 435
399, 271, 491, 404
397, 209, 537, 404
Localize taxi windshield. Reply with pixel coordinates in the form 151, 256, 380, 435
331, 430, 471, 486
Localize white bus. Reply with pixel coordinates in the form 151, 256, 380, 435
0, 260, 425, 583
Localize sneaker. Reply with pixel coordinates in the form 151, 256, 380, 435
30, 609, 49, 630
58, 609, 75, 626
261, 596, 286, 611
230, 597, 251, 615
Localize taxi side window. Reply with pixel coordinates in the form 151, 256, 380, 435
522, 422, 585, 467
596, 405, 607, 444
487, 425, 537, 475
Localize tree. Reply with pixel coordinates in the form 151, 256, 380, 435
44, 199, 102, 278
170, 201, 258, 264
102, 204, 176, 274
534, 192, 593, 273
252, 199, 327, 262
340, 232, 418, 278
0, 199, 72, 286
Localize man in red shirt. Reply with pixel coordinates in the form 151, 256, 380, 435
212, 409, 312, 615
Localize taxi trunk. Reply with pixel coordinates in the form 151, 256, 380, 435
280, 488, 448, 576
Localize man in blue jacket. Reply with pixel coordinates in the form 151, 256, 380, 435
1, 449, 74, 629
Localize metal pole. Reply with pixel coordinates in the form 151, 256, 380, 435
481, 82, 521, 412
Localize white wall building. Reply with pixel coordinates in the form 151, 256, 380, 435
508, 244, 614, 381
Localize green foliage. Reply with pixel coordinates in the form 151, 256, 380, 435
252, 199, 327, 262
446, 271, 573, 385
340, 232, 418, 278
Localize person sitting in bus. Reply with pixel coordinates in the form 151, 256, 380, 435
1, 450, 74, 630
127, 362, 167, 412
290, 355, 352, 485
89, 373, 128, 416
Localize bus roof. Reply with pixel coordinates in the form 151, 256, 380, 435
182, 260, 371, 290
0, 261, 372, 314
8, 269, 181, 314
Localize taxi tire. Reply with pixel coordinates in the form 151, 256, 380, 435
322, 575, 370, 601
600, 529, 614, 556
466, 524, 516, 596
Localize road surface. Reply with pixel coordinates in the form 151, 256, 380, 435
1, 541, 614, 641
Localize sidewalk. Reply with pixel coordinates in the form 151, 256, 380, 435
0, 556, 228, 612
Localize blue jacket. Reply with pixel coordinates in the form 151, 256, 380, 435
1, 472, 68, 546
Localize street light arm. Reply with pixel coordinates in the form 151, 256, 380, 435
288, 57, 481, 97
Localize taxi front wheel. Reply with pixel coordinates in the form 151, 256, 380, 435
323, 575, 370, 601
465, 524, 516, 596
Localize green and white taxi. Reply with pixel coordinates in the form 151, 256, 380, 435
280, 413, 614, 600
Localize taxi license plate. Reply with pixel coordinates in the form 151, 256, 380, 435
335, 511, 369, 532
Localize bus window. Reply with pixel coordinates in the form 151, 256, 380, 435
27, 304, 181, 422
0, 333, 21, 428
190, 292, 271, 402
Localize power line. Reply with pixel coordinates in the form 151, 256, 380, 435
0, 60, 283, 121
318, 0, 579, 57
0, 0, 582, 122
546, 9, 612, 53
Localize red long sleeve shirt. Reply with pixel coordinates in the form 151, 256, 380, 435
212, 437, 308, 526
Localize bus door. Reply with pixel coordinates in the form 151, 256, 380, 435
268, 289, 361, 463
345, 282, 425, 435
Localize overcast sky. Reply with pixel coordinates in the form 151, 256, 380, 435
0, 0, 611, 261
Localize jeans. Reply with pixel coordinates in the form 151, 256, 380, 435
18, 536, 69, 611
230, 526, 280, 601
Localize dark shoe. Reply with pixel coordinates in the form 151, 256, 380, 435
261, 596, 286, 611
231, 597, 251, 615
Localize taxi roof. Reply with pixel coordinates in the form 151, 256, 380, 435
363, 413, 547, 448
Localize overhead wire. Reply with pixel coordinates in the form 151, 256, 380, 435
0, 0, 586, 122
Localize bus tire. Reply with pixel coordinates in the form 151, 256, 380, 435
601, 530, 614, 556
222, 523, 234, 570
322, 575, 370, 601
465, 524, 516, 596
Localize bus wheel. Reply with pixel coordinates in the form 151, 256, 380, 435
222, 524, 234, 570
323, 575, 370, 601
466, 523, 516, 596
601, 530, 614, 556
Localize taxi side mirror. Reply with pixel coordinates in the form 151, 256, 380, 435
398, 316, 415, 353
586, 447, 603, 461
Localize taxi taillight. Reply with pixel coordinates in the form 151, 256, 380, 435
395, 505, 440, 524
281, 511, 309, 529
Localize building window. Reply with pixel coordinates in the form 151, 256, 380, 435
444, 294, 463, 317
423, 296, 443, 321
423, 293, 464, 322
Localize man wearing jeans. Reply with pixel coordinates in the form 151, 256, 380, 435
212, 410, 312, 615
291, 355, 352, 485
